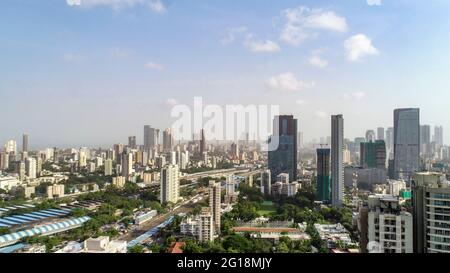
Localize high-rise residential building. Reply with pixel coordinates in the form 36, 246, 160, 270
163, 128, 173, 152
360, 140, 386, 169
79, 150, 87, 168
365, 130, 376, 143
209, 181, 221, 234
16, 162, 25, 181
230, 142, 239, 159
113, 144, 124, 163
144, 125, 159, 149
268, 115, 298, 183
121, 152, 133, 178
386, 127, 394, 152
128, 136, 137, 149
4, 140, 17, 154
362, 194, 413, 253
331, 114, 344, 207
180, 151, 189, 170
0, 152, 9, 170
412, 172, 450, 253
22, 134, 29, 152
420, 125, 431, 156
393, 108, 420, 180
25, 157, 37, 179
198, 207, 214, 242
36, 156, 42, 177
160, 164, 179, 204
377, 127, 385, 141
104, 159, 113, 176
434, 126, 444, 147
53, 147, 59, 163
261, 170, 272, 196
199, 129, 206, 156
316, 148, 331, 202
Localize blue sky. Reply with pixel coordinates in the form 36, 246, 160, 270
1, 0, 450, 148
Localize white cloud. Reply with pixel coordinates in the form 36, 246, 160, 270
344, 34, 379, 61
309, 50, 328, 68
66, 0, 167, 13
149, 0, 166, 13
367, 0, 382, 6
296, 99, 307, 105
267, 73, 314, 92
63, 53, 85, 63
221, 27, 247, 45
280, 6, 348, 46
66, 0, 81, 5
244, 35, 280, 53
145, 62, 164, 71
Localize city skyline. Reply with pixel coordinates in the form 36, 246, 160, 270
2, 0, 450, 147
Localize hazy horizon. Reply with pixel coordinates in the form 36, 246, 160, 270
1, 0, 449, 148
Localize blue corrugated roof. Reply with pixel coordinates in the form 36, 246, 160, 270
3, 217, 28, 224
29, 211, 57, 218
12, 215, 37, 222
0, 217, 91, 246
0, 219, 16, 226
22, 213, 46, 220
40, 210, 67, 216
47, 209, 68, 213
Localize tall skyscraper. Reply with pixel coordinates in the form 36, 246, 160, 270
420, 125, 431, 156
434, 126, 444, 147
209, 181, 221, 234
113, 143, 124, 163
199, 129, 206, 155
128, 136, 137, 149
160, 164, 180, 204
121, 152, 133, 178
316, 148, 331, 202
393, 108, 420, 180
412, 172, 450, 253
386, 127, 394, 151
144, 125, 159, 149
22, 134, 29, 152
230, 143, 239, 159
163, 128, 173, 152
268, 115, 298, 183
377, 127, 385, 141
331, 114, 344, 207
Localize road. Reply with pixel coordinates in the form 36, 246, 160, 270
118, 194, 206, 243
